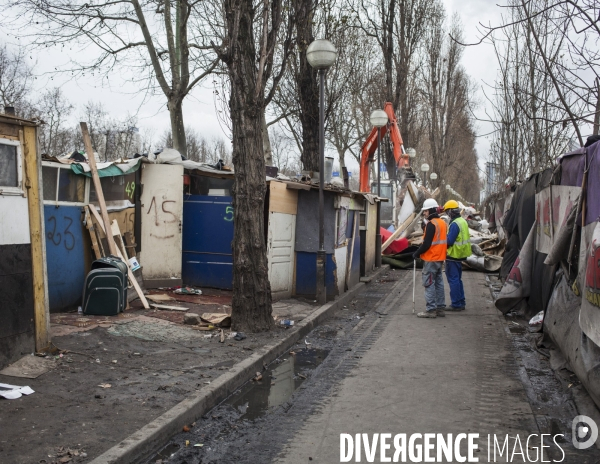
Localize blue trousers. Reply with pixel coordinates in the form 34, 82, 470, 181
445, 260, 466, 308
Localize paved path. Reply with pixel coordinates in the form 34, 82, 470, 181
275, 271, 578, 463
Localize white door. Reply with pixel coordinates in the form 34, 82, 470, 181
267, 212, 296, 300
139, 164, 183, 285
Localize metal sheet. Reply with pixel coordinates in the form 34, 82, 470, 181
295, 189, 336, 254
44, 205, 86, 311
0, 195, 30, 246
182, 195, 234, 289
294, 251, 337, 299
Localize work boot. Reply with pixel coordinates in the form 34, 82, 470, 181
446, 306, 465, 312
417, 310, 437, 318
436, 308, 446, 317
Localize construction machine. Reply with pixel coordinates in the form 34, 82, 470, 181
359, 102, 413, 228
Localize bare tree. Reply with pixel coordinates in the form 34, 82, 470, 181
34, 87, 74, 156
5, 0, 220, 156
216, 0, 292, 332
0, 44, 34, 116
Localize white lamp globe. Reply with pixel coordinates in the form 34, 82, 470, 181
370, 110, 388, 128
446, 184, 451, 190
430, 172, 438, 181
406, 148, 416, 158
307, 39, 337, 70
421, 163, 430, 173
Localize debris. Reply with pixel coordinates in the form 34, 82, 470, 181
184, 313, 202, 325
233, 332, 247, 341
219, 329, 225, 343
152, 303, 189, 311
289, 351, 296, 355
0, 383, 35, 399
111, 360, 117, 364
174, 287, 202, 295
98, 383, 111, 388
253, 372, 263, 381
182, 425, 191, 432
304, 338, 312, 349
147, 294, 176, 303
0, 355, 55, 379
529, 311, 544, 329
201, 313, 231, 327
298, 373, 307, 379
280, 320, 294, 327
194, 444, 204, 447
185, 440, 190, 447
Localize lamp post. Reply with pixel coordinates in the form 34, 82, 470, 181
370, 109, 388, 268
421, 163, 430, 188
307, 39, 337, 304
429, 172, 438, 189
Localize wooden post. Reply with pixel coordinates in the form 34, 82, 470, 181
80, 122, 118, 256
22, 125, 50, 352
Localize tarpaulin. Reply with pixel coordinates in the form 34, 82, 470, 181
70, 158, 142, 177
380, 227, 409, 255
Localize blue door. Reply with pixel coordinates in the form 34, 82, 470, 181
182, 195, 234, 289
44, 205, 86, 310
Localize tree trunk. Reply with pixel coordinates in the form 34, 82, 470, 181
295, 0, 320, 172
225, 0, 274, 332
169, 98, 187, 157
262, 112, 274, 166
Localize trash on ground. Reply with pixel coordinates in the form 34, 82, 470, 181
98, 383, 112, 388
147, 294, 176, 303
529, 311, 544, 326
201, 312, 231, 327
234, 332, 247, 341
0, 354, 55, 379
280, 319, 294, 327
174, 287, 202, 295
151, 303, 189, 311
0, 382, 35, 399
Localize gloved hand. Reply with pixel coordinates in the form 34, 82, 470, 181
412, 252, 419, 260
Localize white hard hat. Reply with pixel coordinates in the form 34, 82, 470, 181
421, 198, 439, 211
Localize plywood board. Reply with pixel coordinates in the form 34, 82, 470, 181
269, 181, 298, 215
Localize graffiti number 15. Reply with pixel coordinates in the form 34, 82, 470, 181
224, 206, 234, 222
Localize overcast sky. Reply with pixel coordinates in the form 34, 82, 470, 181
4, 0, 502, 174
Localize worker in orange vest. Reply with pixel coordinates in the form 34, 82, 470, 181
412, 198, 448, 318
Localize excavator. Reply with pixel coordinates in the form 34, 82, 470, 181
359, 102, 413, 228
359, 101, 410, 193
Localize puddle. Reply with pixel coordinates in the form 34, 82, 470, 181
149, 443, 180, 462
224, 348, 328, 421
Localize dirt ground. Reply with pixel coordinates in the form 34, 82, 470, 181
0, 288, 320, 464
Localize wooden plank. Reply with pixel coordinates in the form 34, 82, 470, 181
151, 304, 189, 311
269, 181, 298, 215
22, 125, 50, 352
345, 212, 358, 291
285, 182, 311, 191
0, 121, 20, 138
406, 180, 418, 206
111, 219, 129, 260
80, 122, 118, 256
88, 204, 150, 309
84, 207, 102, 259
381, 212, 416, 252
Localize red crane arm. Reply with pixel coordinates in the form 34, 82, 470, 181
359, 102, 408, 192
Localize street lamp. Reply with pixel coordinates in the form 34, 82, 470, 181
370, 109, 387, 268
429, 172, 438, 188
421, 163, 430, 188
307, 39, 337, 305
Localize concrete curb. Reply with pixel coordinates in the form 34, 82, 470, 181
90, 265, 391, 464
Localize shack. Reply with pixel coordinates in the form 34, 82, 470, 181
0, 111, 49, 368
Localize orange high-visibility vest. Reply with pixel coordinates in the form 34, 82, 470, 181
421, 217, 448, 262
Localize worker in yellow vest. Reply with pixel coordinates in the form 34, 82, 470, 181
443, 200, 471, 311
412, 198, 448, 318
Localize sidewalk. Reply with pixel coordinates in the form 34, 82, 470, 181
275, 271, 599, 463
